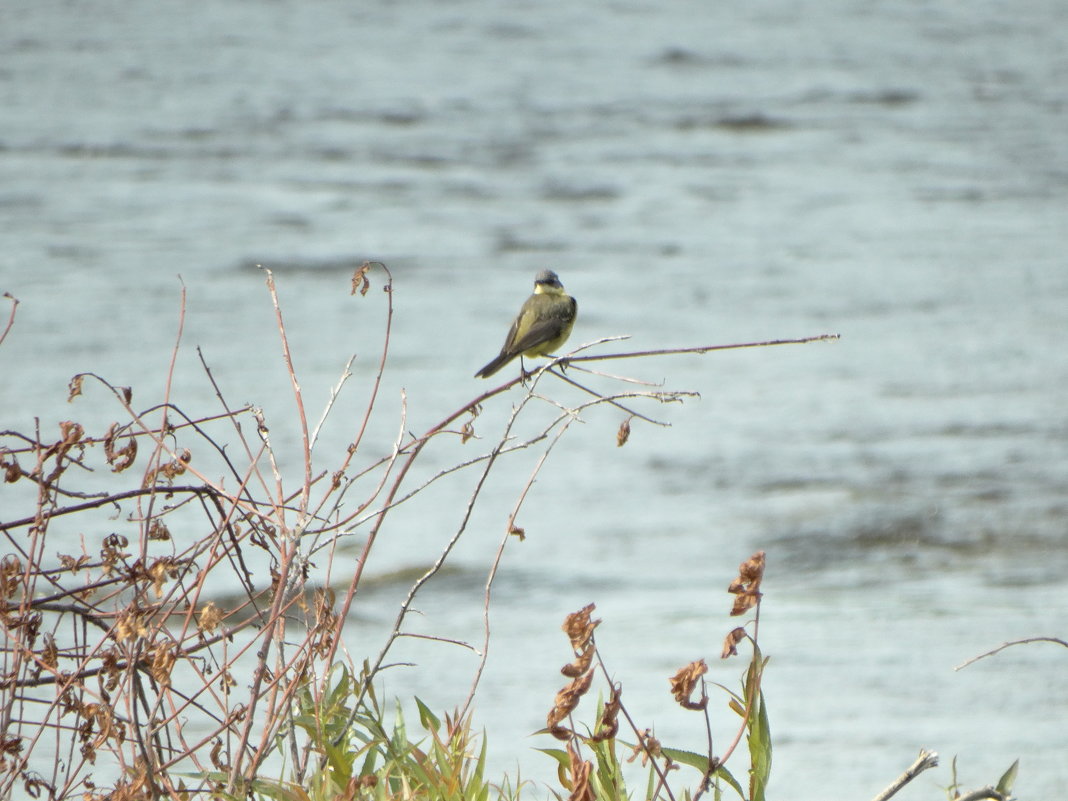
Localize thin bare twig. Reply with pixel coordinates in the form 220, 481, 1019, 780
309, 354, 356, 451
461, 401, 579, 720
0, 291, 18, 348
264, 267, 311, 518
564, 333, 841, 365
548, 365, 688, 426
869, 749, 939, 801
955, 636, 1068, 671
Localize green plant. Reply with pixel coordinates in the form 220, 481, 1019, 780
537, 551, 769, 801
199, 661, 504, 801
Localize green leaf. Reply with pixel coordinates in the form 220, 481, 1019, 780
713, 765, 747, 799
359, 745, 380, 779
324, 664, 350, 709
323, 739, 353, 786
746, 689, 772, 801
656, 747, 746, 800
474, 730, 488, 782
658, 746, 711, 773
535, 747, 571, 770
536, 746, 574, 790
415, 696, 441, 734
995, 759, 1019, 794
590, 737, 626, 800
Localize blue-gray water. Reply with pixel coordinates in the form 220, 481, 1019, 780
2, 1, 1066, 797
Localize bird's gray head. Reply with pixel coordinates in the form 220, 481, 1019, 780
534, 269, 561, 287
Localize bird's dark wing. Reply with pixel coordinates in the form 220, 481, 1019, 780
510, 296, 576, 355
509, 315, 565, 354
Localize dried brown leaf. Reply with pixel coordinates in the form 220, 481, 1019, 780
100, 533, 129, 574
616, 417, 631, 447
22, 776, 50, 798
147, 520, 170, 541
351, 262, 372, 296
41, 633, 58, 671
669, 659, 708, 710
312, 589, 340, 658
562, 603, 600, 652
626, 729, 663, 766
59, 553, 91, 573
728, 550, 765, 616
67, 375, 84, 402
461, 420, 475, 444
198, 602, 222, 634
592, 686, 621, 742
100, 649, 122, 692
738, 550, 765, 584
148, 645, 175, 687
547, 724, 573, 742
547, 669, 594, 729
210, 738, 228, 771
721, 626, 747, 659
2, 456, 20, 483
147, 559, 174, 599
566, 742, 595, 801
114, 608, 148, 642
160, 451, 191, 481
560, 643, 595, 678
57, 421, 84, 450
0, 555, 22, 602
104, 424, 138, 473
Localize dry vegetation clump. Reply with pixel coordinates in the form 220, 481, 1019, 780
2, 274, 1018, 801
0, 267, 704, 799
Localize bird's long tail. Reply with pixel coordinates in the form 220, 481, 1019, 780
474, 351, 518, 379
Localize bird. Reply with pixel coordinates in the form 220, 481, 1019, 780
474, 269, 578, 379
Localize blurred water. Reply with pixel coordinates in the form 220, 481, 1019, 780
2, 0, 1066, 797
